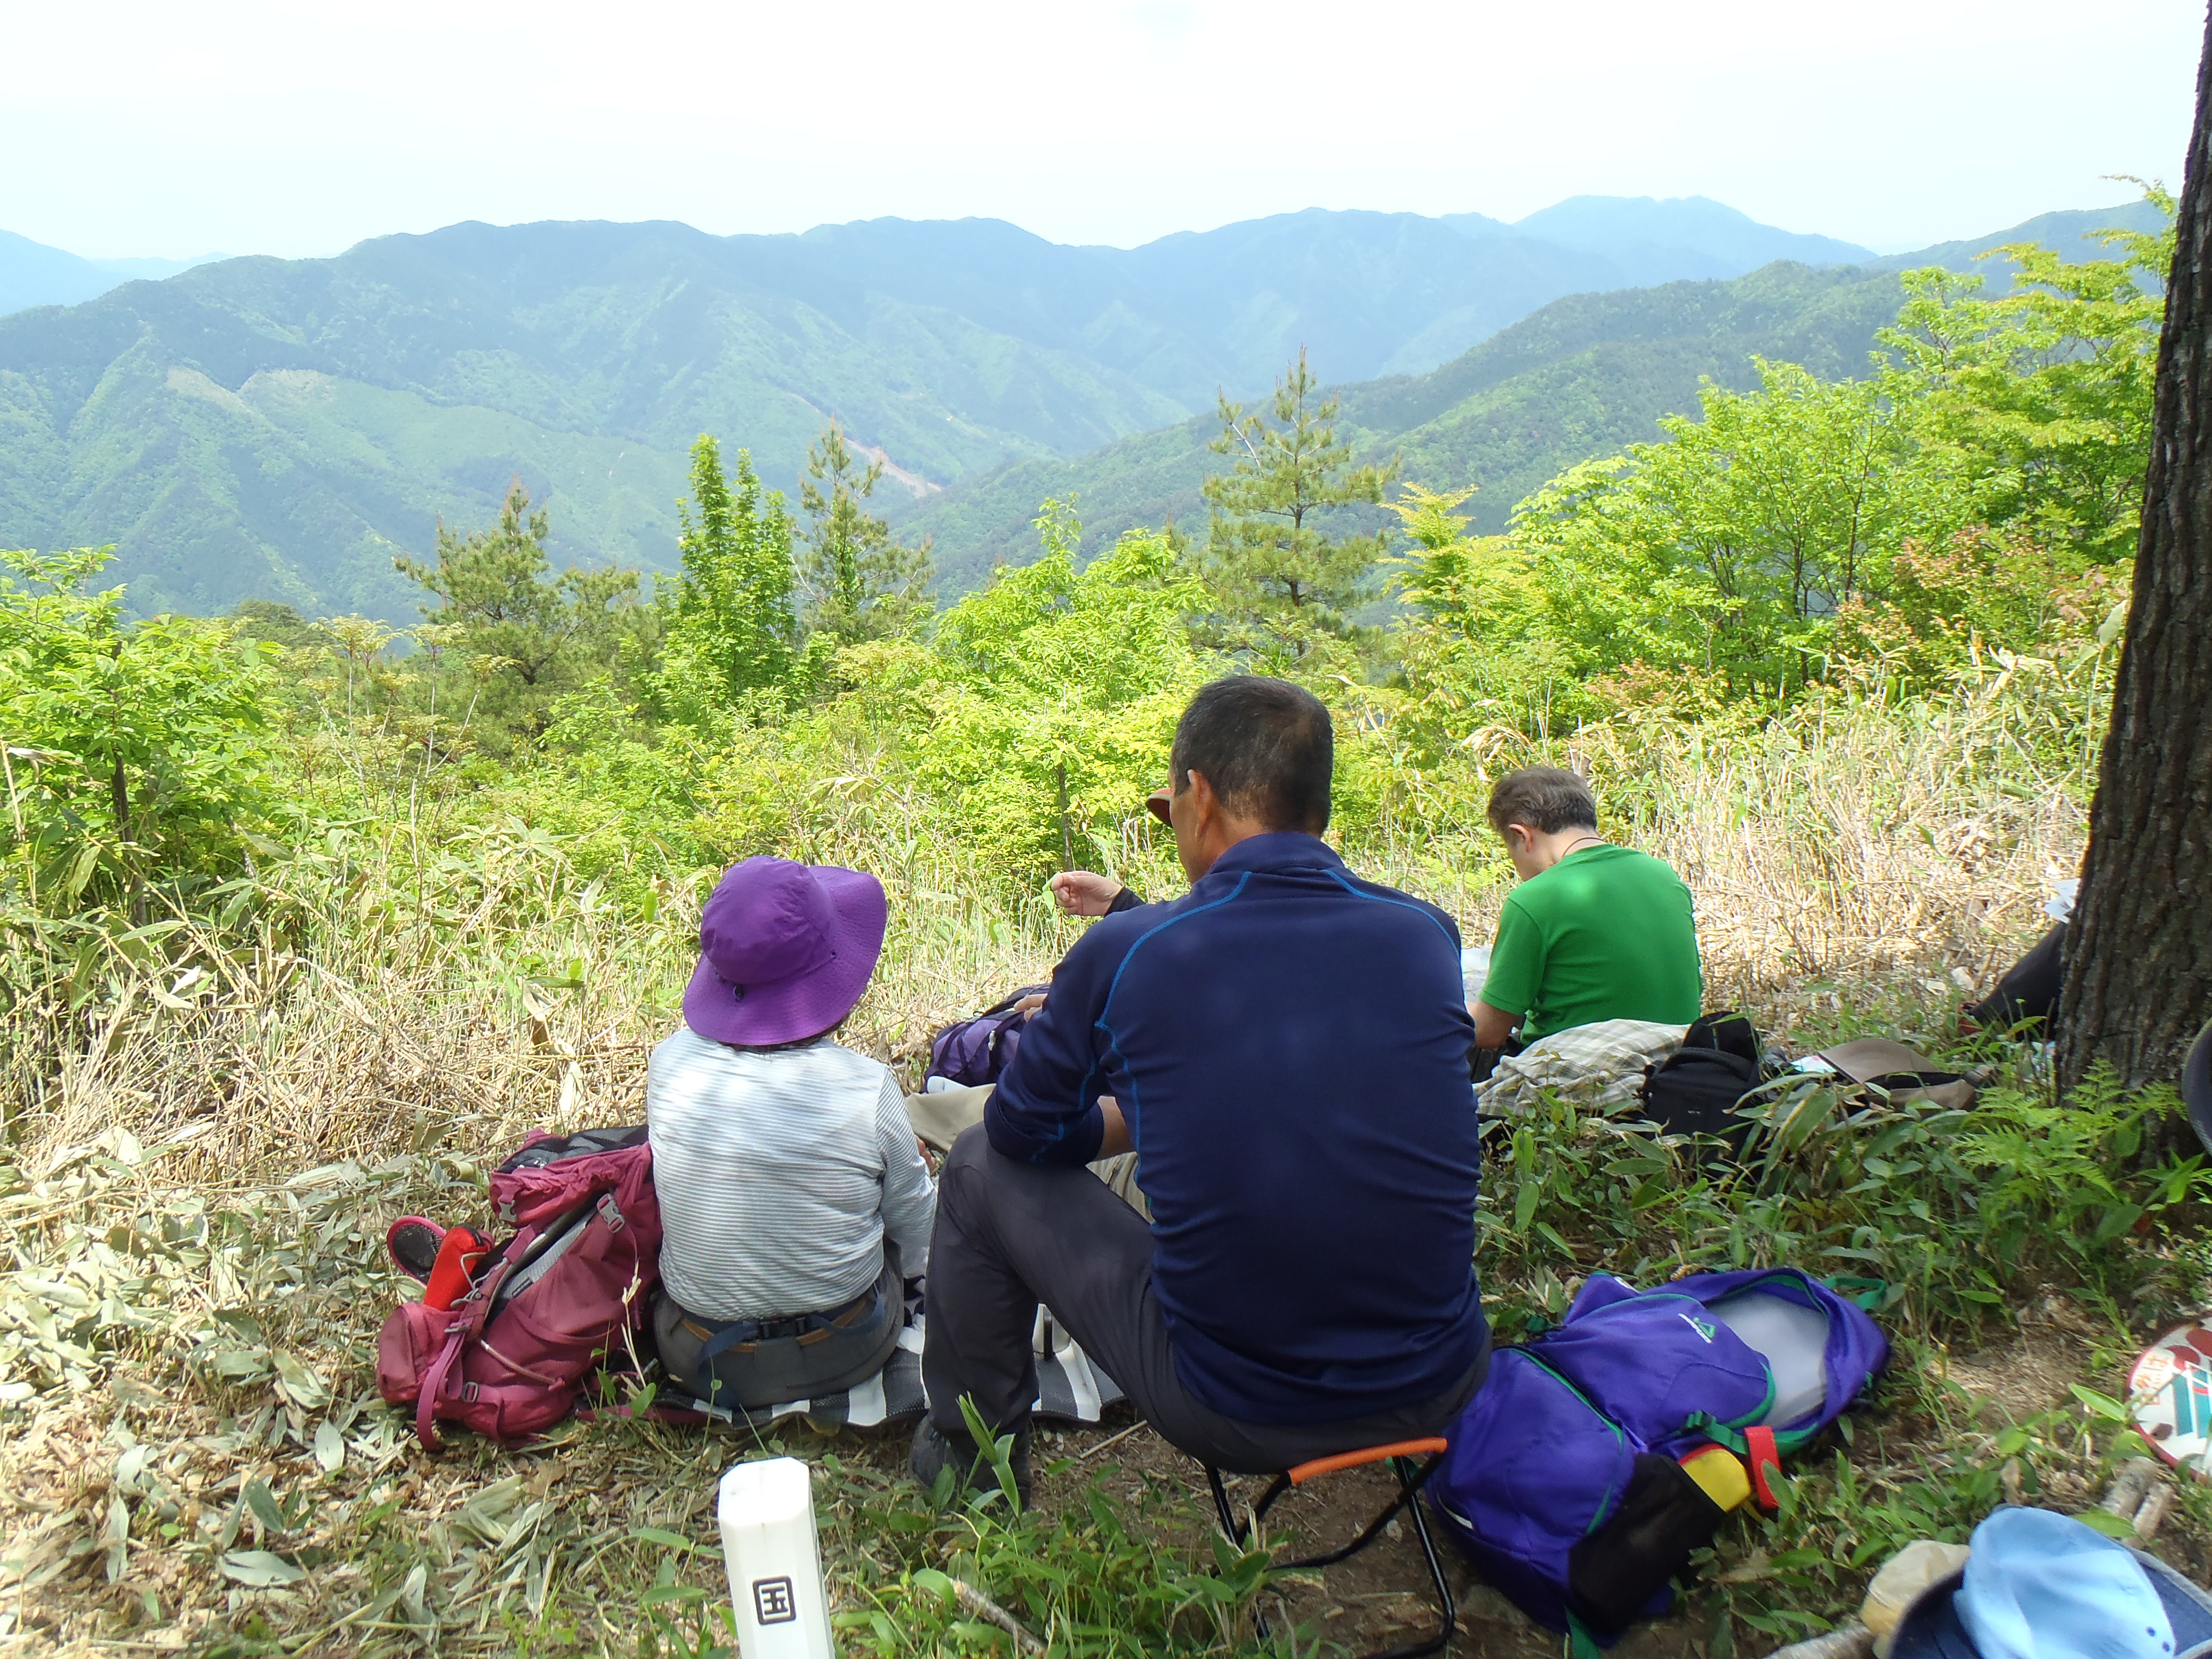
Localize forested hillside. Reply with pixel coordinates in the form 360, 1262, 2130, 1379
0, 199, 2154, 617
896, 200, 2172, 583
894, 262, 1912, 587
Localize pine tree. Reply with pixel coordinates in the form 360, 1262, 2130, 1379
662, 436, 801, 706
393, 481, 638, 736
796, 421, 933, 643
1201, 349, 1397, 659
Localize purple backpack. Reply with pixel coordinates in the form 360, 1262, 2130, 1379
377, 1127, 661, 1449
926, 984, 1049, 1087
1429, 1267, 1887, 1649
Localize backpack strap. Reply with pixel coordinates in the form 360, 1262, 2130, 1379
415, 1259, 515, 1450
416, 1320, 469, 1451
1681, 1412, 1741, 1454
1742, 1426, 1782, 1511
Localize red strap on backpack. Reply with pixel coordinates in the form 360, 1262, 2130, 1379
1744, 1425, 1783, 1511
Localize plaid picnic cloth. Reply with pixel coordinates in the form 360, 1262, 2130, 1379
655, 1299, 1124, 1430
1478, 1019, 1689, 1118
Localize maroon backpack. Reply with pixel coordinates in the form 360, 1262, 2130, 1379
377, 1127, 661, 1449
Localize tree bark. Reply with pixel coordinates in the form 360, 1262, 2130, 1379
109, 754, 147, 929
2057, 9, 2212, 1093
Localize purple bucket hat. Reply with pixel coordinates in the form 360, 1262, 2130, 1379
682, 857, 888, 1047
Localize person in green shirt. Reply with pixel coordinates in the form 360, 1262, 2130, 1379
1471, 767, 1702, 1050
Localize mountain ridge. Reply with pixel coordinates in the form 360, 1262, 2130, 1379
0, 198, 2152, 619
0, 230, 222, 316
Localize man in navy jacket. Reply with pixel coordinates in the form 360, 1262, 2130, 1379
913, 677, 1490, 1495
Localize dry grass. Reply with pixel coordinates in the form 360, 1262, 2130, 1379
0, 672, 2109, 1654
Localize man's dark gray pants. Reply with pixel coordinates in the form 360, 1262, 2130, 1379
922, 1126, 1488, 1475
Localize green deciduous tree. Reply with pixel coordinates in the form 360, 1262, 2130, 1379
1381, 482, 1584, 734
852, 499, 1208, 876
1386, 484, 1540, 645
657, 436, 802, 717
1202, 349, 1397, 661
797, 421, 934, 644
0, 547, 277, 925
395, 481, 640, 739
1880, 191, 2175, 565
1507, 360, 1974, 695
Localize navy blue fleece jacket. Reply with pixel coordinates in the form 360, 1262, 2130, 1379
985, 832, 1489, 1425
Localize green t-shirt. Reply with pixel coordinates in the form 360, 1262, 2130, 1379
1477, 844, 1702, 1042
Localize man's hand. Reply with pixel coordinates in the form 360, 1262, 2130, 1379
1048, 870, 1125, 917
1472, 999, 1520, 1051
1012, 991, 1047, 1020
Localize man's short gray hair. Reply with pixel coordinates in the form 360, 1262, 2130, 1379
1486, 766, 1598, 837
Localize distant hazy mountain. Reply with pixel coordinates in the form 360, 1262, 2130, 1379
0, 197, 2153, 618
0, 230, 224, 315
1508, 196, 1875, 287
1862, 198, 2171, 290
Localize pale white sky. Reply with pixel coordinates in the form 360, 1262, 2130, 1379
3, 0, 2198, 262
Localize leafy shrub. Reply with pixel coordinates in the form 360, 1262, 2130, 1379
0, 547, 280, 919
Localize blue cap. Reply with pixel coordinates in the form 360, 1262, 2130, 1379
1891, 1508, 2212, 1659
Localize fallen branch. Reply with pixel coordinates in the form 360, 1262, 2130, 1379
2102, 1456, 2160, 1519
950, 1578, 1046, 1656
1077, 1421, 1149, 1462
2135, 1484, 2175, 1539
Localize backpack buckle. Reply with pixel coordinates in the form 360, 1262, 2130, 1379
463, 1381, 480, 1403
596, 1193, 624, 1232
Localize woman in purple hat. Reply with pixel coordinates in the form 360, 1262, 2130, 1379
646, 856, 934, 1410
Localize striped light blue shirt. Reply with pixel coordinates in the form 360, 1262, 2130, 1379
647, 1024, 935, 1321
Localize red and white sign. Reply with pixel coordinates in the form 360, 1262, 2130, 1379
2129, 1325, 2212, 1473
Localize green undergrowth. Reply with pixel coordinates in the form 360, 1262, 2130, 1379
3, 1046, 2207, 1655
1483, 1065, 2202, 1337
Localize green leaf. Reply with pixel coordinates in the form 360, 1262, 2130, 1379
631, 1526, 697, 1552
2069, 1384, 2129, 1423
312, 1419, 345, 1474
219, 1549, 303, 1586
243, 1479, 286, 1535
271, 1351, 329, 1410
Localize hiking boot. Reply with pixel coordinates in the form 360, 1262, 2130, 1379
910, 1417, 1031, 1508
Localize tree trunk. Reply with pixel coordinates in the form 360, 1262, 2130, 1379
2057, 10, 2212, 1093
109, 754, 147, 929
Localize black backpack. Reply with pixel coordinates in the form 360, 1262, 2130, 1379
1640, 1011, 1762, 1150
1964, 922, 2065, 1032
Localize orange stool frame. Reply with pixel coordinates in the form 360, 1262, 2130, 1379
1203, 1437, 1455, 1659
